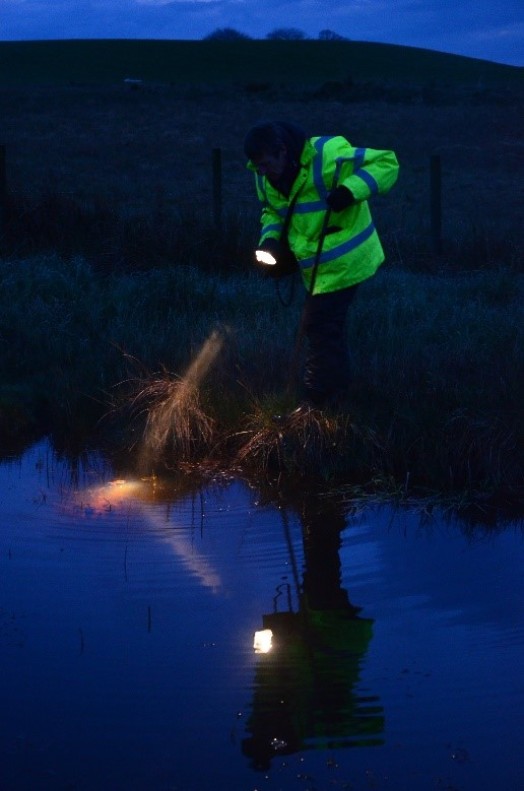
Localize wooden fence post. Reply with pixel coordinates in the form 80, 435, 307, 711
430, 154, 442, 254
212, 147, 222, 230
0, 145, 6, 240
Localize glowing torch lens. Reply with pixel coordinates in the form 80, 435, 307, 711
255, 250, 277, 266
253, 629, 273, 653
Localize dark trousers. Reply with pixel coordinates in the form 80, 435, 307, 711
302, 284, 359, 407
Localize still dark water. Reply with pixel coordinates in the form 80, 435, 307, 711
1, 439, 523, 791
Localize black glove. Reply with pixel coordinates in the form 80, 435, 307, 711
326, 185, 355, 212
255, 237, 283, 274
255, 236, 297, 278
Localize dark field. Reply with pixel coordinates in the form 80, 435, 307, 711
1, 40, 523, 270
1, 39, 521, 87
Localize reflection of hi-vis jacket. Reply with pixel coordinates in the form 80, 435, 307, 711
249, 135, 399, 295
242, 605, 383, 769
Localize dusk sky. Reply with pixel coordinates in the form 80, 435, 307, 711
2, 0, 523, 67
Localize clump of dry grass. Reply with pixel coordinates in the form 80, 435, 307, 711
234, 401, 383, 478
134, 372, 216, 472
128, 329, 227, 471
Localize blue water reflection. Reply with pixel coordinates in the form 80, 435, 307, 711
243, 499, 384, 770
0, 439, 523, 790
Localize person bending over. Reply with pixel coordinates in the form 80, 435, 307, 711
244, 120, 399, 411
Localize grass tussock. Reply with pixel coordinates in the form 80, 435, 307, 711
134, 373, 216, 471
236, 403, 340, 472
234, 401, 384, 481
127, 328, 229, 469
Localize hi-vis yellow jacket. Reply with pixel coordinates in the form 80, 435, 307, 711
249, 135, 399, 294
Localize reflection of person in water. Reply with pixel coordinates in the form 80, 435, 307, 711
242, 495, 384, 771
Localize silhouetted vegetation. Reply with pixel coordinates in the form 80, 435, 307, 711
319, 30, 349, 41
204, 28, 252, 41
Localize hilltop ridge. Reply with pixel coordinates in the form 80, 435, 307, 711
0, 38, 521, 88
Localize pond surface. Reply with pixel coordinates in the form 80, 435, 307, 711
1, 439, 523, 791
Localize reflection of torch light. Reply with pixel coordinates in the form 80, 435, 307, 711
74, 478, 143, 516
253, 629, 273, 654
255, 250, 277, 267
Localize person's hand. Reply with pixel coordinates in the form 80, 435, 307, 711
326, 186, 355, 211
255, 238, 283, 271
255, 236, 297, 278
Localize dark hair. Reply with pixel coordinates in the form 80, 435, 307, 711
244, 120, 306, 164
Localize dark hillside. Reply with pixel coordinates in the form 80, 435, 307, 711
0, 39, 522, 89
0, 38, 522, 273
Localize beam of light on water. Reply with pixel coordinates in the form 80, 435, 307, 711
70, 478, 143, 516
138, 328, 227, 472
69, 476, 223, 594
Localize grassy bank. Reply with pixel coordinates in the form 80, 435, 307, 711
0, 253, 522, 508
0, 40, 522, 508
